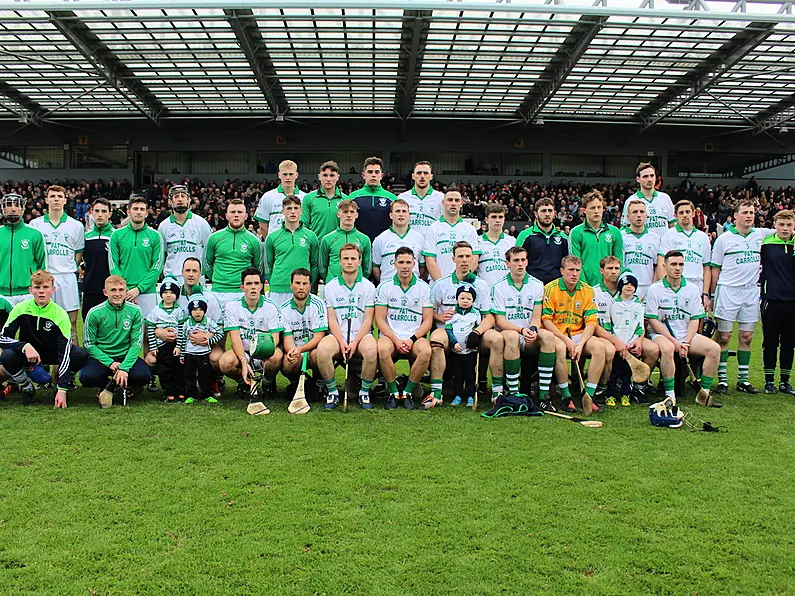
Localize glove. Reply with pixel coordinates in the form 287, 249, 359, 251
465, 330, 482, 350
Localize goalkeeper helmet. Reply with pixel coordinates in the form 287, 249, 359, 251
1, 192, 25, 224
649, 399, 684, 429
169, 185, 190, 213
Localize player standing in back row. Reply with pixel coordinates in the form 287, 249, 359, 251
621, 162, 675, 240
396, 161, 444, 239
348, 156, 396, 242
29, 185, 84, 342
255, 160, 306, 239
423, 187, 481, 281
710, 199, 775, 395
158, 184, 212, 285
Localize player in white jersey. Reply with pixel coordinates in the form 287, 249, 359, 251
621, 162, 675, 240
710, 199, 775, 394
423, 188, 481, 281
375, 247, 433, 409
158, 185, 212, 284
219, 267, 283, 399
372, 198, 425, 283
280, 268, 328, 382
476, 204, 514, 285
491, 246, 567, 409
646, 250, 721, 407
316, 243, 378, 409
254, 159, 307, 239
656, 199, 712, 307
395, 160, 444, 238
621, 198, 660, 298
427, 241, 504, 406
29, 185, 84, 340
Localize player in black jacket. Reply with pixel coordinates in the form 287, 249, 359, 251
81, 198, 115, 321
760, 209, 795, 395
515, 198, 569, 285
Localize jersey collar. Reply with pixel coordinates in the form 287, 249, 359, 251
337, 272, 363, 289
622, 224, 649, 237
662, 277, 687, 291
43, 212, 68, 226
508, 273, 530, 289
597, 282, 618, 297
452, 271, 477, 284
388, 225, 412, 238
557, 277, 582, 294
481, 232, 506, 245
393, 273, 417, 290
530, 222, 559, 237
411, 186, 434, 199
635, 189, 658, 201
674, 223, 696, 236
241, 295, 265, 312
169, 210, 193, 225
440, 216, 463, 227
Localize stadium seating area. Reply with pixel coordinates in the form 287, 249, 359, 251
4, 175, 794, 235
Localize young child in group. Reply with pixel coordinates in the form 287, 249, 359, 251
145, 279, 187, 403
445, 285, 482, 407
605, 274, 645, 407
178, 298, 224, 404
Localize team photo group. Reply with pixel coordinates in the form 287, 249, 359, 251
1, 157, 793, 420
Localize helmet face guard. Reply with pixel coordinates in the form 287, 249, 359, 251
169, 185, 190, 213
649, 401, 685, 428
1, 193, 25, 223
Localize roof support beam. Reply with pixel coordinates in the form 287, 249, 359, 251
752, 92, 795, 134
0, 80, 44, 123
395, 10, 431, 128
517, 15, 606, 123
47, 10, 165, 124
638, 21, 774, 131
225, 8, 289, 117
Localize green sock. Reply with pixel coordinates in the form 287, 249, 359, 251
718, 350, 728, 384
387, 380, 398, 395
491, 375, 504, 396
701, 374, 715, 392
764, 368, 776, 383
559, 382, 571, 399
663, 377, 675, 398
324, 378, 338, 396
431, 379, 442, 399
782, 369, 791, 383
737, 350, 751, 383
360, 377, 373, 396
405, 379, 417, 396
538, 351, 555, 398
585, 382, 597, 397
505, 358, 521, 393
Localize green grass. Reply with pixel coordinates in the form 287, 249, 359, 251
0, 330, 793, 594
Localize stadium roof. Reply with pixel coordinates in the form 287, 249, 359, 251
1, 0, 795, 134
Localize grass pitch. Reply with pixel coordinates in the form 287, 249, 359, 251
0, 332, 793, 594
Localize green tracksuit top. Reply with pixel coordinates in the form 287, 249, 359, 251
319, 226, 372, 282
83, 300, 144, 372
300, 187, 347, 242
264, 223, 319, 293
204, 226, 262, 293
569, 220, 624, 287
108, 223, 164, 295
0, 221, 47, 296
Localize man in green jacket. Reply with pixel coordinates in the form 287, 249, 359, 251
0, 192, 46, 306
108, 194, 164, 319
204, 198, 262, 309
569, 190, 623, 287
348, 156, 396, 242
265, 195, 319, 306
319, 200, 372, 283
81, 275, 151, 392
300, 160, 347, 242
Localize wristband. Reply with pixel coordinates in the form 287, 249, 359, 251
409, 334, 418, 342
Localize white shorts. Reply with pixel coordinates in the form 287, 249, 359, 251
52, 273, 80, 312
135, 293, 157, 319
714, 284, 759, 324
569, 332, 583, 346
214, 292, 244, 310
3, 293, 31, 306
268, 292, 292, 308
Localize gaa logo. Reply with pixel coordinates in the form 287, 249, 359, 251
123, 319, 132, 330
20, 239, 29, 249
142, 238, 150, 247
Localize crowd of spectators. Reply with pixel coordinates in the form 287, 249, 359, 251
3, 175, 794, 241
